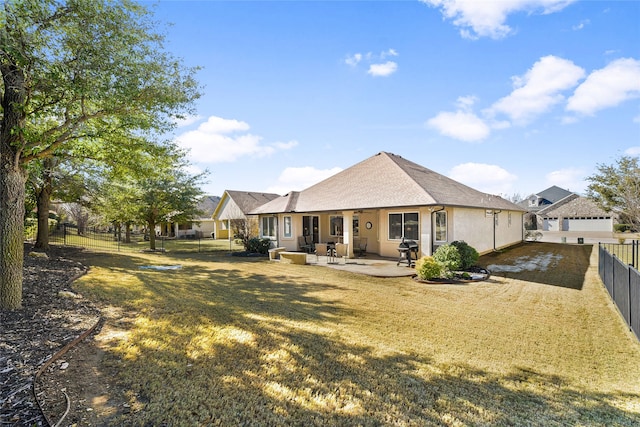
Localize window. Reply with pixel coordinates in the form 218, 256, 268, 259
388, 212, 419, 240
283, 216, 292, 238
330, 216, 343, 236
435, 211, 447, 242
353, 216, 359, 237
261, 217, 275, 238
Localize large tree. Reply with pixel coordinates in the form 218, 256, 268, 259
586, 155, 640, 231
0, 0, 200, 309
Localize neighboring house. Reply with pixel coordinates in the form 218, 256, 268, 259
536, 193, 614, 232
519, 185, 573, 230
520, 186, 615, 232
174, 195, 221, 238
212, 190, 281, 240
250, 152, 525, 258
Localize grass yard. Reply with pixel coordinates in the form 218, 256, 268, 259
72, 243, 640, 426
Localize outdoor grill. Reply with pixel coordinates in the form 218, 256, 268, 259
397, 238, 419, 267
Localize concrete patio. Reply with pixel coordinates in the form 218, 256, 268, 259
304, 253, 417, 277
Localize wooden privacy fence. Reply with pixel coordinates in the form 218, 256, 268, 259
599, 242, 640, 342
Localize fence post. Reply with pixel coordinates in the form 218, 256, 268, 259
63, 223, 67, 246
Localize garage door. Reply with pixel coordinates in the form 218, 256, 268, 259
565, 217, 612, 232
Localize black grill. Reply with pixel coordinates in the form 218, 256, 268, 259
397, 238, 419, 267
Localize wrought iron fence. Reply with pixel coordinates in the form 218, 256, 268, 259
598, 241, 639, 342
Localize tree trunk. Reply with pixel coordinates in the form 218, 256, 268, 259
0, 164, 26, 310
148, 219, 156, 250
125, 222, 132, 243
0, 58, 27, 310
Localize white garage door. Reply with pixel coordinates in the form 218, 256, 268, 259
565, 217, 612, 232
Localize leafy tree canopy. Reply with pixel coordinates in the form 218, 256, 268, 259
586, 155, 640, 231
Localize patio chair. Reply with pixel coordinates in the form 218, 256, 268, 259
314, 243, 329, 262
354, 237, 368, 257
335, 242, 349, 263
298, 235, 313, 253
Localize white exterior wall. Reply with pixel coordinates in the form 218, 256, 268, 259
495, 210, 524, 251
451, 208, 495, 254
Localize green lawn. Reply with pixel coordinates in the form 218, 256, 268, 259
74, 243, 640, 426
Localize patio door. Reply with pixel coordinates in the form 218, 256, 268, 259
303, 215, 319, 244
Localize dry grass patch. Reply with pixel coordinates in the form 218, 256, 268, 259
72, 244, 640, 426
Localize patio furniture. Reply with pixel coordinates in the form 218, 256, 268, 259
335, 242, 349, 263
298, 235, 314, 253
314, 243, 330, 262
354, 237, 368, 257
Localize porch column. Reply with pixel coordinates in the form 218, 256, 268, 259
343, 211, 354, 258
421, 210, 432, 256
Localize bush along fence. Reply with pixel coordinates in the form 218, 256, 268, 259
25, 223, 243, 254
598, 241, 639, 342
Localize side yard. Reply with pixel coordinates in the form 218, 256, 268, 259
41, 243, 640, 426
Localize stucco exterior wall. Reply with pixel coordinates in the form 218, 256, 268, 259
262, 207, 523, 257
452, 208, 495, 253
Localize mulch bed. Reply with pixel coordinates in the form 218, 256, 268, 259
0, 244, 99, 426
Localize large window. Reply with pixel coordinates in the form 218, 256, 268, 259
283, 216, 292, 238
262, 216, 276, 238
435, 211, 447, 242
330, 216, 343, 236
388, 212, 419, 240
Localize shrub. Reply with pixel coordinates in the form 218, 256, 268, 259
415, 256, 442, 280
433, 244, 462, 276
246, 237, 271, 254
614, 224, 632, 233
451, 240, 479, 270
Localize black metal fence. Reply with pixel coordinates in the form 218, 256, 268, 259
599, 241, 639, 341
26, 223, 242, 254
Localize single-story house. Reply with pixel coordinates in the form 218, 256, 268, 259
175, 195, 221, 238
250, 152, 525, 258
212, 190, 281, 240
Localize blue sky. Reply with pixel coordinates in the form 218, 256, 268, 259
150, 0, 640, 199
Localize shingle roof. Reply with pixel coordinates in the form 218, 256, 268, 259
225, 190, 281, 214
196, 195, 220, 219
251, 152, 524, 214
537, 194, 611, 217
536, 186, 573, 205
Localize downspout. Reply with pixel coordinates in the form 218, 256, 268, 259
493, 210, 502, 251
430, 206, 445, 255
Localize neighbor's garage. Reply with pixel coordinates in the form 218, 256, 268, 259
543, 216, 613, 232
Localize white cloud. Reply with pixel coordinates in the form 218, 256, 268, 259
175, 115, 295, 163
265, 166, 343, 195
421, 0, 576, 39
488, 55, 585, 124
345, 53, 362, 67
427, 107, 490, 142
449, 163, 518, 195
368, 61, 398, 77
566, 58, 640, 116
199, 116, 250, 134
571, 19, 590, 31
545, 167, 587, 193
345, 49, 399, 77
625, 147, 640, 156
